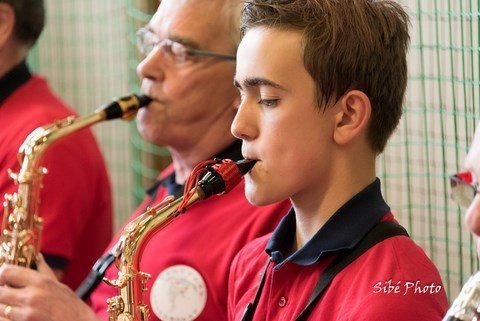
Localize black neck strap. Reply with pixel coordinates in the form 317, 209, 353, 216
240, 258, 272, 321
241, 221, 409, 321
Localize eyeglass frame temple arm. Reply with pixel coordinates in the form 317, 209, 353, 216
186, 49, 236, 61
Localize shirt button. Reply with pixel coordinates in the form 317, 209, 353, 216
278, 296, 287, 307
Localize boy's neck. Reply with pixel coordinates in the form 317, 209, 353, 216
291, 169, 377, 251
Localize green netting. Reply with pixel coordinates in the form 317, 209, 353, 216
125, 0, 480, 302
378, 0, 480, 300
31, 0, 136, 231
29, 0, 480, 303
125, 0, 172, 206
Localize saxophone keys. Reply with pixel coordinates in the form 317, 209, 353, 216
139, 272, 151, 292
138, 304, 150, 321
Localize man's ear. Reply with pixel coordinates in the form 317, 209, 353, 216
333, 90, 372, 145
0, 3, 15, 47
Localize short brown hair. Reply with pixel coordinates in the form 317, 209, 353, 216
0, 0, 45, 46
241, 0, 410, 153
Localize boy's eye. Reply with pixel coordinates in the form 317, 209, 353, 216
258, 98, 279, 107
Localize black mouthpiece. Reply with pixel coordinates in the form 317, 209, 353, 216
197, 159, 256, 199
137, 94, 152, 107
101, 94, 152, 120
235, 159, 257, 175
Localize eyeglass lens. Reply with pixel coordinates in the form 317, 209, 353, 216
136, 27, 235, 62
450, 172, 477, 208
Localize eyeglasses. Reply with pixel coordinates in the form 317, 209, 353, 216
136, 27, 236, 64
449, 172, 479, 208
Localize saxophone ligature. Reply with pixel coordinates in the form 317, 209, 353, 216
103, 158, 256, 321
0, 94, 151, 269
442, 272, 480, 321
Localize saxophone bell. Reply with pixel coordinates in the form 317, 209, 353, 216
443, 272, 480, 321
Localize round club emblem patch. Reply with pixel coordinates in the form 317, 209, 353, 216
150, 265, 207, 321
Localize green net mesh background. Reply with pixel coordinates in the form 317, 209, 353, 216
29, 0, 479, 302
379, 0, 480, 299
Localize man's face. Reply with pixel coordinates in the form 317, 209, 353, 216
464, 123, 480, 237
135, 0, 239, 151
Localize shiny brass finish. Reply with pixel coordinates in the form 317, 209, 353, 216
104, 191, 204, 321
0, 94, 150, 269
103, 158, 256, 321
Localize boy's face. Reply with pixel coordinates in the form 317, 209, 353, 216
232, 27, 338, 206
465, 123, 480, 238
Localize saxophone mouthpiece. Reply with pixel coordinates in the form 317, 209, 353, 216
99, 94, 152, 121
194, 159, 254, 200
137, 94, 152, 107
235, 159, 257, 175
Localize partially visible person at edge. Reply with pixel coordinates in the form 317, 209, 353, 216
227, 0, 449, 320
0, 0, 113, 290
445, 123, 480, 319
454, 124, 480, 248
0, 0, 290, 320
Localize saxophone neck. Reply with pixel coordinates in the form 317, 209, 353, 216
0, 93, 150, 271
103, 159, 256, 321
18, 94, 151, 165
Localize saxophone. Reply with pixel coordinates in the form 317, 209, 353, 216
103, 158, 256, 321
0, 94, 151, 269
442, 272, 480, 321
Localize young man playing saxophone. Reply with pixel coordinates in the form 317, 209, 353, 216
0, 0, 290, 320
228, 0, 448, 320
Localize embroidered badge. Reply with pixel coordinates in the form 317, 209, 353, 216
150, 265, 207, 321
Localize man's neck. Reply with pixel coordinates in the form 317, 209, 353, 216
169, 139, 241, 184
0, 38, 28, 79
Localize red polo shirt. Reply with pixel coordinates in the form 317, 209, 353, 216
90, 150, 292, 320
228, 179, 449, 321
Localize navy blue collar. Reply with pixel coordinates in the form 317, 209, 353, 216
0, 60, 32, 106
266, 178, 390, 267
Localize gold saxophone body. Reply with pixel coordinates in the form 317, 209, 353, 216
103, 158, 256, 321
0, 94, 151, 268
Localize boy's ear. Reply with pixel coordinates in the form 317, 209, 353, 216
0, 3, 14, 47
333, 90, 371, 145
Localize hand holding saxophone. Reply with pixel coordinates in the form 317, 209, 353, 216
0, 255, 102, 321
0, 157, 255, 321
